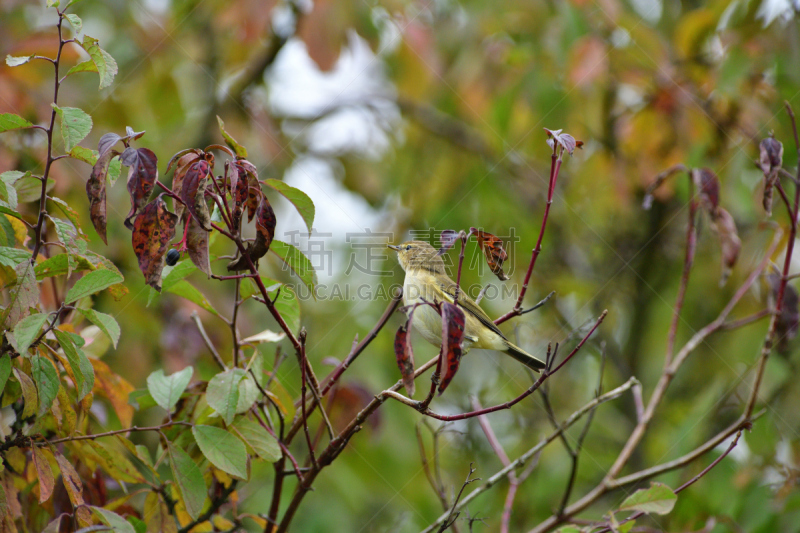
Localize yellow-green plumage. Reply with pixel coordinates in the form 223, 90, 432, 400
389, 241, 545, 371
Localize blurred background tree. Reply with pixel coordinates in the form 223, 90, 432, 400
2, 0, 799, 531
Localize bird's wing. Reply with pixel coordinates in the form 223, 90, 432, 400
438, 279, 506, 339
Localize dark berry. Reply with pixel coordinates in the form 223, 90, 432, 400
166, 249, 181, 266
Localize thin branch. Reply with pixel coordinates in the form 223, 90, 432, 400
42, 421, 193, 446
419, 377, 639, 533
191, 311, 227, 371
438, 463, 479, 533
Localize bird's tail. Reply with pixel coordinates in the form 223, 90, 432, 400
503, 340, 546, 371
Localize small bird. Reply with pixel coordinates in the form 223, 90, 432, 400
389, 241, 545, 371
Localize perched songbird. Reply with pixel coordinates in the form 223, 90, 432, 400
389, 241, 545, 371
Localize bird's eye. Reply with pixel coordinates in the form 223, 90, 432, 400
406, 245, 411, 250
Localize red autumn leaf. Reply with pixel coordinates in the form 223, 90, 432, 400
437, 229, 459, 256
471, 228, 510, 281
179, 159, 213, 231
235, 159, 261, 222
169, 151, 204, 222
86, 148, 117, 244
544, 128, 583, 155
186, 215, 211, 277
437, 302, 466, 394
394, 323, 416, 397
710, 207, 741, 286
693, 168, 719, 212
132, 195, 179, 291
121, 147, 158, 229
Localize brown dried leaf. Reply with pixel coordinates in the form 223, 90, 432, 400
231, 163, 249, 232
471, 228, 510, 281
97, 132, 121, 157
186, 215, 211, 278
132, 196, 179, 291
438, 302, 466, 394
693, 168, 719, 212
170, 152, 203, 222
91, 358, 135, 427
759, 136, 783, 175
227, 193, 275, 272
122, 147, 158, 229
180, 159, 212, 230
768, 273, 799, 352
54, 452, 85, 507
710, 208, 741, 285
394, 323, 415, 397
86, 149, 117, 244
32, 446, 55, 503
437, 229, 459, 256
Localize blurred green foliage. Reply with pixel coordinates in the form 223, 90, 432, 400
3, 0, 800, 531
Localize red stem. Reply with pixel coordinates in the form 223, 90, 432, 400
495, 145, 561, 325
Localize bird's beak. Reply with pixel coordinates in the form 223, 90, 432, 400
387, 244, 401, 251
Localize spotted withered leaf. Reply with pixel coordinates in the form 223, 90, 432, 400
437, 302, 466, 395
394, 322, 415, 397
471, 228, 510, 281
710, 207, 741, 286
226, 193, 276, 271
180, 159, 213, 231
437, 229, 459, 256
243, 165, 261, 223
170, 152, 203, 222
544, 128, 583, 155
693, 168, 719, 213
132, 195, 179, 291
122, 147, 158, 230
186, 215, 211, 278
86, 148, 118, 244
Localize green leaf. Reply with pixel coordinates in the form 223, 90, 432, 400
127, 389, 157, 410
34, 253, 94, 281
31, 355, 59, 416
146, 367, 193, 412
165, 280, 219, 316
67, 145, 97, 165
65, 59, 97, 78
264, 179, 315, 235
5, 261, 39, 328
192, 425, 249, 479
553, 528, 582, 533
0, 247, 31, 269
5, 55, 34, 67
270, 240, 317, 298
206, 368, 245, 425
77, 308, 120, 348
216, 116, 247, 158
54, 329, 94, 400
0, 356, 12, 394
46, 0, 59, 6
167, 442, 206, 520
90, 506, 136, 533
79, 36, 118, 89
13, 172, 54, 203
0, 113, 33, 133
108, 157, 122, 186
9, 313, 49, 355
50, 197, 87, 238
82, 440, 145, 484
65, 268, 124, 303
14, 368, 38, 418
64, 14, 82, 34
618, 482, 677, 516
274, 285, 300, 334
0, 177, 18, 209
52, 105, 92, 151
162, 260, 197, 291
231, 416, 281, 462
